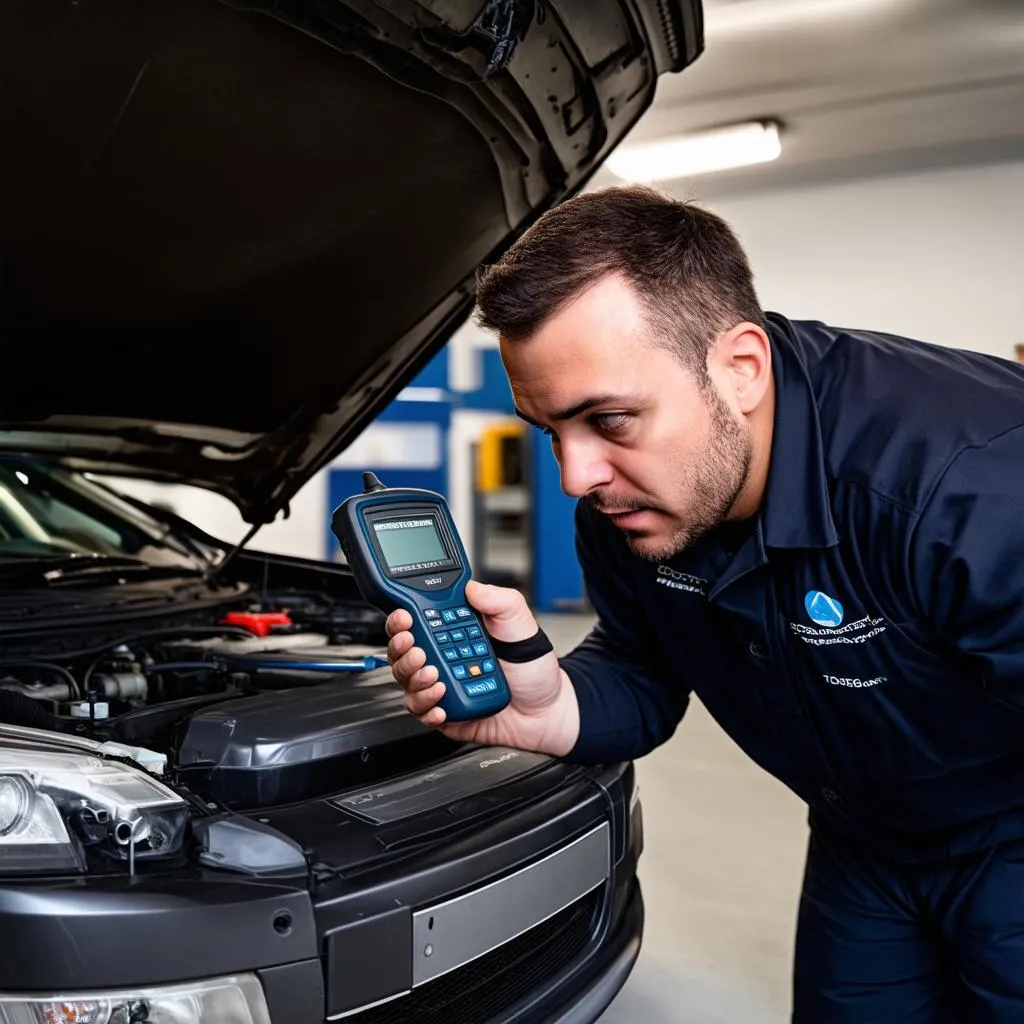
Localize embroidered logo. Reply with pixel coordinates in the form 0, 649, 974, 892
655, 565, 708, 595
804, 590, 844, 627
822, 673, 887, 689
791, 614, 887, 646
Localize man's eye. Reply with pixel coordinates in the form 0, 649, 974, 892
592, 413, 631, 434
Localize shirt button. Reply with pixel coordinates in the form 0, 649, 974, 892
749, 641, 768, 658
821, 788, 840, 804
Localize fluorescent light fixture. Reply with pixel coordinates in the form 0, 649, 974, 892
606, 121, 782, 182
705, 0, 902, 36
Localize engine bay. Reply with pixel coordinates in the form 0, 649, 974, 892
0, 594, 457, 812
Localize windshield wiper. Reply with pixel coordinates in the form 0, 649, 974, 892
0, 553, 202, 581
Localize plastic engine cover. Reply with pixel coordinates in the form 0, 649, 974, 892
176, 673, 456, 810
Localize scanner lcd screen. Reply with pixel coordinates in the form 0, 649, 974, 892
372, 517, 449, 573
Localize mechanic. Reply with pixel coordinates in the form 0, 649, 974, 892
385, 184, 1024, 1023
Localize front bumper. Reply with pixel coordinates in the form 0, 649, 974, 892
0, 760, 644, 1024
254, 877, 645, 1024
541, 880, 643, 1024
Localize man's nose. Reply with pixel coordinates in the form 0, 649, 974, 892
557, 440, 613, 498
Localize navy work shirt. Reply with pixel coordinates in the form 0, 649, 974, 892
560, 313, 1024, 860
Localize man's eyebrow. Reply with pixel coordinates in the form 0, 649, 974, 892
515, 395, 636, 427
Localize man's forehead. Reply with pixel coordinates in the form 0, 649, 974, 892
500, 275, 649, 359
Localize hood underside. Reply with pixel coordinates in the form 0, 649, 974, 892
0, 0, 702, 523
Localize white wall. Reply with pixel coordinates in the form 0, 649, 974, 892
106, 474, 328, 559
110, 159, 1024, 560
675, 159, 1024, 360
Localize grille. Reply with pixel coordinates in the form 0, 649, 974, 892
346, 888, 602, 1024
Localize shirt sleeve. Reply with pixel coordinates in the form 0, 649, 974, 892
559, 501, 691, 763
909, 424, 1024, 707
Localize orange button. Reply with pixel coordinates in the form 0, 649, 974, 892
468, 664, 482, 676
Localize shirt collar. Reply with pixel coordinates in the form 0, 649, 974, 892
759, 314, 839, 550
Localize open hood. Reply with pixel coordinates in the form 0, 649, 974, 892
0, 0, 702, 524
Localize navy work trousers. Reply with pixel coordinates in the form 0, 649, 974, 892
793, 823, 1024, 1022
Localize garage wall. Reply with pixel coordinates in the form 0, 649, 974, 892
106, 473, 327, 558
110, 157, 1024, 559
677, 158, 1024, 360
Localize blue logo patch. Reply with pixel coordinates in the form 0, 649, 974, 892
805, 590, 844, 628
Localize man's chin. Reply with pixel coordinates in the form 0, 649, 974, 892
621, 520, 711, 562
622, 531, 684, 563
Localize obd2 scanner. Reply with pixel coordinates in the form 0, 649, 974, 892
331, 473, 512, 722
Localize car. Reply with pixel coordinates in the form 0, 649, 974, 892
0, 2, 702, 1022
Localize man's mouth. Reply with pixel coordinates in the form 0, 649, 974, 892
598, 506, 658, 529
587, 494, 660, 529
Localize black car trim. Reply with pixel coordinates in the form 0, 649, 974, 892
535, 882, 644, 1024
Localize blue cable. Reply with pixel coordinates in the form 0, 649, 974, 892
144, 656, 390, 675
234, 656, 388, 673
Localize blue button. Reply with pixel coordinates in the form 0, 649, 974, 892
442, 609, 459, 624
441, 647, 459, 662
456, 607, 472, 619
482, 659, 495, 673
423, 609, 439, 619
452, 664, 467, 680
473, 642, 489, 657
465, 678, 498, 697
467, 625, 482, 639
450, 629, 466, 642
458, 644, 474, 659
434, 631, 450, 644
427, 619, 443, 630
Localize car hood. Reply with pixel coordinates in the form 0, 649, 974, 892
0, 0, 701, 525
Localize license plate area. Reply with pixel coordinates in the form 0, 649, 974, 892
411, 822, 610, 986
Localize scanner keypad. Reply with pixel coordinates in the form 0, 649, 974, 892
428, 606, 495, 696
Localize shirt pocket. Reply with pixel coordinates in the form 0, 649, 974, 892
783, 608, 897, 692
780, 613, 1011, 785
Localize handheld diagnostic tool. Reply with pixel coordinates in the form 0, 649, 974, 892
331, 473, 512, 722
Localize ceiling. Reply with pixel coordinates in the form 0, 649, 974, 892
589, 0, 1024, 198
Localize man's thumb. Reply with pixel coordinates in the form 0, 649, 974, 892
465, 580, 539, 642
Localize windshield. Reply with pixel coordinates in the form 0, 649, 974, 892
0, 458, 212, 567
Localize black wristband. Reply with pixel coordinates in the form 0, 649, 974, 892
488, 627, 554, 663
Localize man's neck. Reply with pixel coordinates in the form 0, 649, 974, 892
729, 373, 776, 523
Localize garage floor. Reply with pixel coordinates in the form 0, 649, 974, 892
538, 613, 810, 1024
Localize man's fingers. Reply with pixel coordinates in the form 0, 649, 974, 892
407, 664, 439, 692
405, 681, 446, 717
419, 706, 447, 728
464, 580, 538, 643
392, 644, 426, 682
387, 630, 414, 665
385, 609, 413, 637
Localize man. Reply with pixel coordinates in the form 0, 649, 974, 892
385, 184, 1024, 1022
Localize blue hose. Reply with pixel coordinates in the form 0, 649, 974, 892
233, 656, 388, 673
145, 656, 389, 676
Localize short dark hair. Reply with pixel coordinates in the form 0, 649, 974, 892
475, 185, 765, 378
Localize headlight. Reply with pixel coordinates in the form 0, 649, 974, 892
0, 973, 271, 1024
0, 749, 187, 875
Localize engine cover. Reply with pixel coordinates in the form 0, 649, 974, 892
176, 673, 457, 810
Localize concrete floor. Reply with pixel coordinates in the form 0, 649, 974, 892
538, 614, 811, 1024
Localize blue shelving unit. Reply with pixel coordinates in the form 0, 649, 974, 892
325, 343, 586, 612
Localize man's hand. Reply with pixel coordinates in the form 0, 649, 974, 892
385, 580, 580, 757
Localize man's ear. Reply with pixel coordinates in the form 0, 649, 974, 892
709, 321, 772, 415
